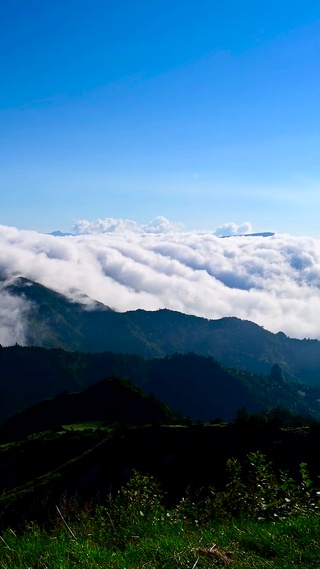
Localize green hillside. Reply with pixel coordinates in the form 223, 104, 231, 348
6, 277, 320, 386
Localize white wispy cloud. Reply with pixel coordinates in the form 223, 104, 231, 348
0, 281, 32, 346
1, 218, 320, 343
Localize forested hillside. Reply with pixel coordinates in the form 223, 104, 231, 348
6, 277, 320, 386
1, 346, 320, 424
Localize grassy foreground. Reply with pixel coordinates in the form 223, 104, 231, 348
1, 455, 320, 569
1, 507, 319, 568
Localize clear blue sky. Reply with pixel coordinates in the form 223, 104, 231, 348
1, 0, 320, 234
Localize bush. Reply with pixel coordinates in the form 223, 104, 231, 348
214, 451, 320, 519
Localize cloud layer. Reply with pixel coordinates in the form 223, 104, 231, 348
1, 218, 320, 344
71, 216, 184, 235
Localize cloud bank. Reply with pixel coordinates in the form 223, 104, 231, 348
71, 216, 184, 235
70, 216, 251, 237
1, 218, 320, 343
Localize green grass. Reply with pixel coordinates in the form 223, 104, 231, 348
1, 461, 320, 569
0, 453, 319, 568
1, 511, 320, 568
61, 422, 109, 431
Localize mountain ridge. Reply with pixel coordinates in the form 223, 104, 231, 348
3, 276, 320, 386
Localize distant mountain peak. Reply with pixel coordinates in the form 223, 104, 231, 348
49, 231, 75, 237
221, 232, 275, 238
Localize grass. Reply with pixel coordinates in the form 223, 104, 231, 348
1, 459, 320, 569
0, 452, 318, 568
1, 511, 320, 568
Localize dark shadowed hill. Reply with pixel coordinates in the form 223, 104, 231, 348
1, 348, 320, 425
0, 376, 180, 440
5, 277, 320, 386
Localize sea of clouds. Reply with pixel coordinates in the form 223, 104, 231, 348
1, 216, 320, 345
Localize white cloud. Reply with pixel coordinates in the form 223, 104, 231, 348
214, 221, 253, 237
71, 216, 184, 235
0, 281, 32, 346
1, 219, 320, 342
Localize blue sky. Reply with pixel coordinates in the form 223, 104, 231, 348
1, 0, 320, 234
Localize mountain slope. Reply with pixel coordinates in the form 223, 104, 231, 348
1, 348, 320, 425
4, 277, 320, 386
1, 420, 320, 529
